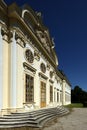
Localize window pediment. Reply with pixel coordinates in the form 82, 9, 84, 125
23, 62, 36, 73
39, 72, 48, 80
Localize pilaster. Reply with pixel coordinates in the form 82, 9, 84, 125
2, 27, 10, 109
10, 30, 17, 108
53, 86, 54, 103
62, 80, 66, 105
0, 26, 3, 110
55, 88, 57, 103
46, 79, 50, 106
33, 58, 40, 108
58, 90, 60, 105
34, 71, 39, 107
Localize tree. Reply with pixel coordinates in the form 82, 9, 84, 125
71, 86, 87, 103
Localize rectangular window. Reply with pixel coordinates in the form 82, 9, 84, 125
41, 81, 46, 107
57, 92, 59, 102
54, 91, 56, 102
50, 85, 53, 102
25, 74, 34, 103
60, 92, 62, 102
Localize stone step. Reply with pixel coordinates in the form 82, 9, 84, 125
9, 108, 56, 117
0, 111, 56, 122
3, 110, 56, 120
3, 109, 57, 119
0, 106, 70, 128
56, 108, 69, 113
0, 123, 40, 128
37, 113, 56, 123
8, 108, 54, 114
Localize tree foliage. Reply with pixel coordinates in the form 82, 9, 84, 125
71, 86, 87, 103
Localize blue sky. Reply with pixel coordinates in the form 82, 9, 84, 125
5, 0, 87, 91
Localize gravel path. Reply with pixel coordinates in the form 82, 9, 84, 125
42, 108, 87, 130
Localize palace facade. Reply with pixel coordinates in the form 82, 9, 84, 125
0, 0, 71, 115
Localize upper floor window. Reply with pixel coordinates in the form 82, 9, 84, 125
50, 71, 53, 78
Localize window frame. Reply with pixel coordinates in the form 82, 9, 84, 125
50, 85, 53, 102
25, 74, 34, 103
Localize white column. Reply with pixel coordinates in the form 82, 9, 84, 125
53, 87, 54, 102
0, 26, 3, 109
62, 80, 66, 105
34, 68, 40, 108
46, 79, 49, 106
54, 88, 56, 102
2, 31, 10, 109
55, 89, 57, 102
58, 90, 60, 105
10, 30, 17, 108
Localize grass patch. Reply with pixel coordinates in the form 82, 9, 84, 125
65, 103, 83, 108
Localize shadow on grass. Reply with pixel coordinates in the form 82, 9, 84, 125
65, 103, 83, 113
65, 103, 83, 108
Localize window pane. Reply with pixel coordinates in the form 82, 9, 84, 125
50, 86, 53, 102
25, 74, 34, 102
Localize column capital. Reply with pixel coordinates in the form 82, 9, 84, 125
15, 32, 25, 48
2, 29, 8, 42
63, 79, 66, 83
8, 30, 25, 47
0, 26, 8, 41
8, 30, 14, 43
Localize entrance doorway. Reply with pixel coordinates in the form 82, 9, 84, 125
40, 81, 46, 107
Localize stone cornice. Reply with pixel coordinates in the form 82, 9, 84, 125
58, 70, 71, 87
65, 91, 71, 95
0, 20, 7, 30
0, 0, 7, 15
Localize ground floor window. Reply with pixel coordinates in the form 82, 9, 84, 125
25, 74, 34, 103
54, 90, 56, 102
40, 81, 46, 107
57, 92, 59, 102
65, 93, 71, 102
60, 92, 62, 102
50, 85, 53, 102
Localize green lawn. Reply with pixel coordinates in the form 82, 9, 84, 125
65, 103, 83, 108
